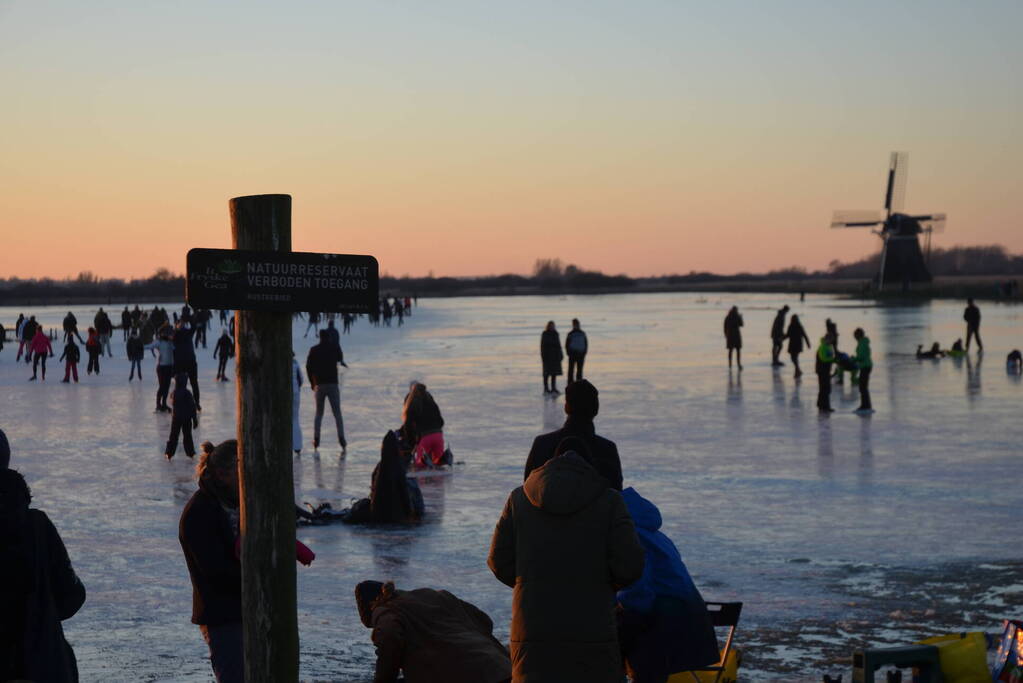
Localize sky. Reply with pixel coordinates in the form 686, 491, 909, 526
1, 0, 1020, 280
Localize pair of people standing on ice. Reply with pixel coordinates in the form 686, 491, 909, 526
540, 318, 589, 395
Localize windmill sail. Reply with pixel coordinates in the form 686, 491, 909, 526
831, 210, 883, 228
885, 152, 908, 214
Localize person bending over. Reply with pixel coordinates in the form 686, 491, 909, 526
354, 580, 511, 683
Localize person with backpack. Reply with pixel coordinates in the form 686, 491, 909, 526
127, 332, 145, 382
0, 468, 87, 683
565, 318, 589, 385
165, 373, 199, 459
29, 325, 54, 381
213, 330, 233, 382
85, 327, 102, 375
59, 337, 81, 383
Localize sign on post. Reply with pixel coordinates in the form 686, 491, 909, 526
186, 247, 379, 313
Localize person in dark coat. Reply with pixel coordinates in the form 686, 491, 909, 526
344, 431, 422, 524
616, 488, 719, 683
306, 329, 348, 452
62, 311, 84, 344
723, 307, 743, 370
488, 445, 645, 683
59, 338, 81, 383
402, 382, 446, 468
85, 327, 102, 375
127, 332, 145, 382
0, 468, 86, 683
524, 379, 623, 491
815, 334, 836, 413
165, 373, 199, 459
213, 330, 233, 382
121, 306, 132, 340
964, 298, 983, 351
540, 321, 563, 395
179, 440, 242, 683
355, 580, 512, 683
20, 315, 38, 364
770, 305, 789, 367
0, 429, 9, 469
785, 315, 811, 378
173, 320, 201, 410
565, 318, 588, 384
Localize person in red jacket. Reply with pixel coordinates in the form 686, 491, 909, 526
29, 327, 54, 381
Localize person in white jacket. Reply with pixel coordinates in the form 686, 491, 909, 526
145, 326, 175, 412
292, 353, 304, 455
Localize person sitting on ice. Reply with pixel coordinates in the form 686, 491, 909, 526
951, 338, 965, 354
523, 379, 623, 491
617, 486, 720, 683
401, 382, 448, 468
1008, 349, 1022, 373
916, 342, 944, 359
354, 580, 511, 683
343, 431, 423, 524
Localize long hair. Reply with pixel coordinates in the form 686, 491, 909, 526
401, 382, 426, 425
196, 439, 237, 482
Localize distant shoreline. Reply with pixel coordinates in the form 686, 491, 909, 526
0, 275, 1018, 309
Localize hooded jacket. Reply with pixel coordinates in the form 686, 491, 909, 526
368, 587, 511, 683
616, 488, 719, 676
0, 480, 86, 683
488, 453, 645, 682
29, 329, 53, 356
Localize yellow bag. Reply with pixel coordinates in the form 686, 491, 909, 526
915, 632, 988, 683
667, 647, 742, 683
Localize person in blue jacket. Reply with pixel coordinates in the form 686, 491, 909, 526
617, 487, 719, 683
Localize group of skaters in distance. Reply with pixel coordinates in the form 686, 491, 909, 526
176, 378, 722, 682
539, 318, 588, 395
724, 297, 1023, 415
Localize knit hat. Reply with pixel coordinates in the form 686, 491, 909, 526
355, 581, 385, 628
0, 429, 9, 469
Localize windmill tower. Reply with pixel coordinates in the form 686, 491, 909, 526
831, 152, 946, 289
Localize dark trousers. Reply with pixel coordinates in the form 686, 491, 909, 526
87, 351, 100, 374
165, 418, 195, 457
816, 367, 832, 411
129, 359, 142, 380
567, 353, 585, 383
156, 365, 173, 407
200, 622, 243, 683
966, 324, 983, 350
217, 356, 229, 379
858, 366, 872, 410
772, 338, 784, 364
64, 361, 79, 382
175, 359, 200, 406
32, 353, 47, 379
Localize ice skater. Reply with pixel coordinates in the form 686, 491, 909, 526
165, 373, 198, 459
19, 315, 38, 364
173, 320, 201, 411
964, 298, 983, 352
304, 310, 321, 338
146, 326, 175, 412
94, 307, 114, 357
62, 311, 84, 344
815, 333, 836, 413
306, 329, 348, 453
292, 353, 303, 455
1008, 349, 1022, 373
213, 329, 233, 382
853, 328, 873, 414
723, 306, 743, 370
85, 327, 102, 375
565, 318, 588, 384
785, 315, 811, 378
121, 306, 132, 340
770, 305, 789, 367
28, 325, 53, 381
127, 331, 145, 381
540, 320, 563, 395
59, 337, 81, 383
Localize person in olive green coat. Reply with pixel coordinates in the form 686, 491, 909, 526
488, 441, 645, 682
853, 328, 874, 413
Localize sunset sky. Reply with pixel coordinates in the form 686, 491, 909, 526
1, 1, 1020, 280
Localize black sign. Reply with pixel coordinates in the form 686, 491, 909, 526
186, 248, 379, 313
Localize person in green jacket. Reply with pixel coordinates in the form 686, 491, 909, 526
853, 328, 873, 414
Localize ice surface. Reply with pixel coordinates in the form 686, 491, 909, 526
1, 293, 1021, 681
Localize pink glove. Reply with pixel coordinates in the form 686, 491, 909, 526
296, 540, 315, 566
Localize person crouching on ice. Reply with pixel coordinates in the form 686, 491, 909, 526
354, 580, 512, 683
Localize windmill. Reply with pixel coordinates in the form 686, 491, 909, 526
831, 152, 946, 288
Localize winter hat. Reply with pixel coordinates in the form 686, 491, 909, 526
355, 580, 385, 627
0, 429, 9, 469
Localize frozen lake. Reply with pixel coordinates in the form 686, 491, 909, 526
1, 293, 1021, 681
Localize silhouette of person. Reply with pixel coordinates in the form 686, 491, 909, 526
1007, 349, 1022, 373
853, 328, 873, 414
964, 298, 983, 351
540, 321, 563, 395
815, 333, 836, 413
723, 306, 743, 370
770, 305, 789, 367
785, 315, 811, 378
306, 329, 348, 453
565, 318, 588, 384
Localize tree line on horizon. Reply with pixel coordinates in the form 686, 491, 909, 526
1, 245, 1020, 304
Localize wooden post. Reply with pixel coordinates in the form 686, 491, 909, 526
230, 194, 298, 682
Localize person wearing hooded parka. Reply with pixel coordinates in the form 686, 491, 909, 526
488, 438, 645, 682
616, 487, 719, 682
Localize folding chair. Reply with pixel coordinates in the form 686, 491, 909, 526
680, 601, 743, 683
